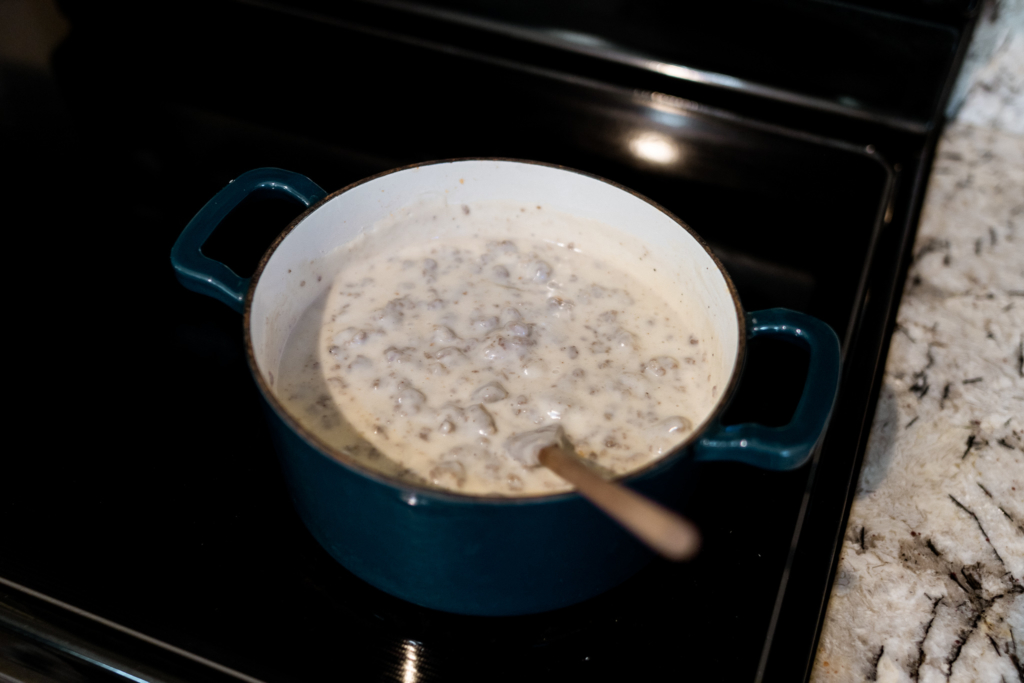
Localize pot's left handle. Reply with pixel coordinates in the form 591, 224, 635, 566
171, 168, 327, 313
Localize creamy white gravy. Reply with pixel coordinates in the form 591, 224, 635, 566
275, 200, 723, 496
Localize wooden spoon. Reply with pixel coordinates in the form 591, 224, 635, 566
538, 442, 701, 562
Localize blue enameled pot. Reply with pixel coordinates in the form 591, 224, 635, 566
171, 161, 840, 616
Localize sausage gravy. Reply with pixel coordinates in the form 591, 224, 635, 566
274, 199, 724, 496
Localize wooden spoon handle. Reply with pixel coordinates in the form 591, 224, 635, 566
539, 446, 701, 561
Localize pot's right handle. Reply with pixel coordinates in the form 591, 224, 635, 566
693, 308, 840, 471
171, 168, 327, 313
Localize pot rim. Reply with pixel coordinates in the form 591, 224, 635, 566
242, 157, 746, 505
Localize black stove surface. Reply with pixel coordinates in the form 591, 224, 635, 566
1, 1, 976, 681
298, 0, 964, 129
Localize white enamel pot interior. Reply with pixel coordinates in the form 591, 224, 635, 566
246, 158, 744, 483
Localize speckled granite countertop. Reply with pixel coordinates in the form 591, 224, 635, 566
811, 5, 1024, 682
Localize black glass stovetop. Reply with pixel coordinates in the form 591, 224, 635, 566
0, 1, 977, 681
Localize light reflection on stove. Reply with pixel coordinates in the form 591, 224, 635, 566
401, 639, 423, 683
647, 108, 690, 128
628, 131, 681, 165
